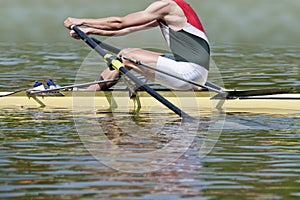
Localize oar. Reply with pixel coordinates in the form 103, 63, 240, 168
70, 25, 192, 119
91, 38, 296, 99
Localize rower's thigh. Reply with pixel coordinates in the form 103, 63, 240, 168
119, 48, 163, 79
120, 48, 162, 67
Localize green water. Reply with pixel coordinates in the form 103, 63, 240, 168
1, 0, 300, 199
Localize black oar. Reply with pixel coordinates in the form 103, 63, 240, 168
70, 25, 192, 119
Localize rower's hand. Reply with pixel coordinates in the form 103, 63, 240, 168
64, 17, 82, 29
64, 17, 85, 39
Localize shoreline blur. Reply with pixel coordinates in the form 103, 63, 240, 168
1, 0, 299, 46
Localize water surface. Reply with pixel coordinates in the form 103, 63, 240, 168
1, 43, 299, 199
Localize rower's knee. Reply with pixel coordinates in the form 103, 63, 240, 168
119, 48, 142, 58
118, 48, 143, 70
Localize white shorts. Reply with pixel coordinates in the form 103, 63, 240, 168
155, 56, 208, 90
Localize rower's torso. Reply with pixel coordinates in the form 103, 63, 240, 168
158, 0, 210, 69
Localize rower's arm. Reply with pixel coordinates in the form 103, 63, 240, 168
84, 1, 169, 28
83, 20, 158, 36
64, 1, 173, 36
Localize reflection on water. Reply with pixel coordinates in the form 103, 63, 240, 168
1, 108, 299, 199
0, 43, 299, 199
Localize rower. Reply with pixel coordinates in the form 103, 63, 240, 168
64, 0, 210, 91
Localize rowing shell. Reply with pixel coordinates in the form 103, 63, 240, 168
0, 90, 299, 115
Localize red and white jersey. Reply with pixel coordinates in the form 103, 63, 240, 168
158, 0, 210, 69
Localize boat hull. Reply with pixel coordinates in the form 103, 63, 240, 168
0, 90, 299, 115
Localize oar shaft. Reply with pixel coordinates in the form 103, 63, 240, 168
92, 38, 121, 54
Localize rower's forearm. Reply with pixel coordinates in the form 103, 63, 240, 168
81, 17, 123, 30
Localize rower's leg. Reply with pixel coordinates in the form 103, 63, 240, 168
88, 48, 162, 91
119, 48, 162, 80
87, 68, 120, 90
